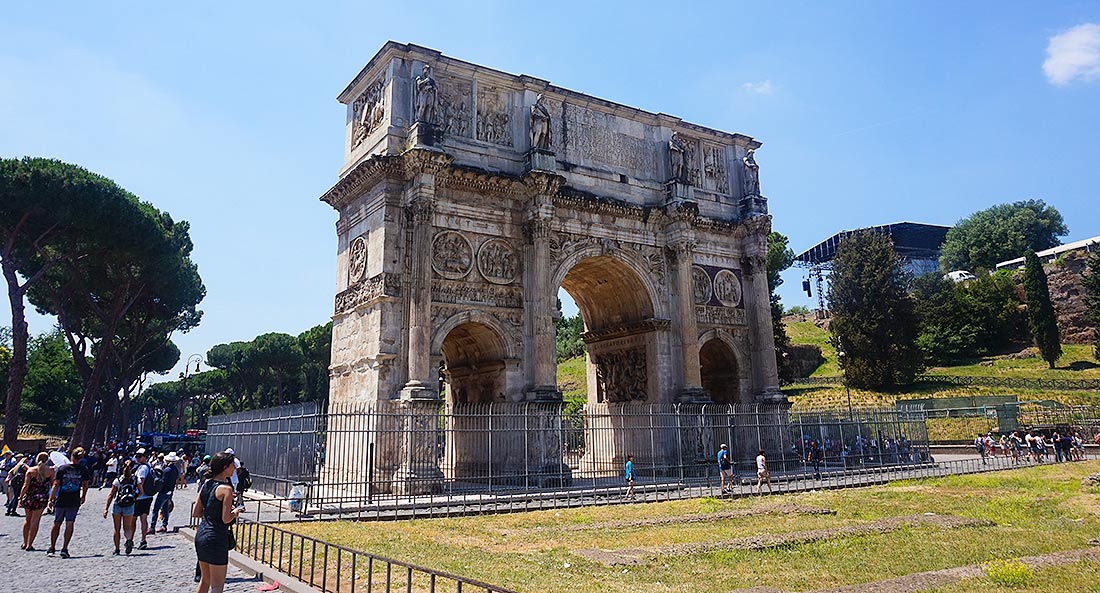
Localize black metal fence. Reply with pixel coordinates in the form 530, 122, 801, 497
206, 401, 929, 519
232, 519, 518, 593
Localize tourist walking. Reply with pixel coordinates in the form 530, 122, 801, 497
807, 438, 823, 480
717, 444, 733, 493
47, 447, 91, 558
133, 448, 156, 549
624, 454, 635, 499
193, 452, 244, 593
151, 451, 182, 532
1, 450, 18, 511
18, 452, 53, 550
5, 453, 27, 516
755, 449, 772, 495
103, 459, 140, 555
102, 452, 119, 489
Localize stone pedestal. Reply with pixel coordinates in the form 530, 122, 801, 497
666, 180, 694, 201
738, 194, 768, 218
408, 121, 438, 148
527, 148, 557, 172
391, 397, 444, 495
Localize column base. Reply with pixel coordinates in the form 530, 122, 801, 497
676, 387, 712, 403
399, 381, 439, 401
754, 387, 788, 404
391, 466, 444, 496
666, 180, 694, 201
526, 386, 563, 402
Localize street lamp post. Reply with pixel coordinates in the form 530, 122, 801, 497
178, 354, 203, 433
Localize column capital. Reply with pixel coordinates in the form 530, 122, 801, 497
740, 254, 767, 276
402, 147, 454, 181
522, 170, 565, 198
524, 217, 554, 243
665, 240, 697, 264
404, 199, 433, 224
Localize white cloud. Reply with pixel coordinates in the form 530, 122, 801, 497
741, 80, 775, 95
1043, 23, 1100, 86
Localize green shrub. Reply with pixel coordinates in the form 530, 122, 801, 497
982, 558, 1034, 587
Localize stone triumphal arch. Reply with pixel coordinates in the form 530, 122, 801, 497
321, 43, 784, 494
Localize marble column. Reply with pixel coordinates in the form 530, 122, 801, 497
741, 249, 783, 401
669, 241, 708, 401
523, 174, 563, 402
399, 149, 451, 400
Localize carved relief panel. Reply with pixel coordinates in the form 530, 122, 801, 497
476, 86, 513, 146
477, 239, 518, 285
431, 231, 473, 279
348, 235, 368, 283
593, 347, 648, 402
676, 134, 701, 186
691, 265, 712, 305
712, 269, 742, 307
701, 143, 729, 194
438, 76, 473, 138
561, 104, 658, 173
351, 76, 386, 149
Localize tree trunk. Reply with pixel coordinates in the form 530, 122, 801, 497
120, 383, 132, 442
70, 345, 112, 447
2, 256, 28, 448
94, 389, 117, 445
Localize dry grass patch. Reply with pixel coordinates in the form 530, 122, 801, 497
278, 462, 1100, 593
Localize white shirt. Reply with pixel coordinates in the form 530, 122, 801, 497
135, 463, 153, 499
106, 457, 119, 472
756, 454, 767, 472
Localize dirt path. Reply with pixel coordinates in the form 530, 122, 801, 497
576, 514, 992, 566
544, 503, 836, 533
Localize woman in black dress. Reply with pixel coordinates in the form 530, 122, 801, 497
191, 452, 242, 593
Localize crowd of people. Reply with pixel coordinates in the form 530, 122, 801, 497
974, 430, 1090, 464
0, 442, 252, 593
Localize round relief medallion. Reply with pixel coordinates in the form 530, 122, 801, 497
713, 269, 742, 307
691, 266, 712, 305
431, 231, 473, 279
348, 235, 368, 282
477, 239, 518, 285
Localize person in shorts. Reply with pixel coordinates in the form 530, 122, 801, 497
104, 459, 139, 555
717, 444, 733, 493
755, 449, 772, 495
133, 448, 154, 549
47, 447, 90, 558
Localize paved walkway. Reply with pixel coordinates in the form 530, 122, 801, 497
0, 482, 263, 593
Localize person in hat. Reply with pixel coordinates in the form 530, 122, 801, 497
717, 444, 733, 493
196, 455, 212, 490
149, 451, 182, 533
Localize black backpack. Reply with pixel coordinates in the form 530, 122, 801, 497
143, 465, 163, 496
117, 476, 138, 506
236, 466, 252, 492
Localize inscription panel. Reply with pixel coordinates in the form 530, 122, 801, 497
696, 305, 747, 326
562, 104, 657, 174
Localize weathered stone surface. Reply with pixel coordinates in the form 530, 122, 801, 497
322, 42, 784, 490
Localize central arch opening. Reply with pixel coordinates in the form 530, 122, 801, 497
559, 254, 656, 403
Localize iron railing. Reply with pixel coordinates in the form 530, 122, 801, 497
232, 519, 519, 593
206, 401, 930, 520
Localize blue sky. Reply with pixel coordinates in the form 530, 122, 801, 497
2, 2, 1099, 382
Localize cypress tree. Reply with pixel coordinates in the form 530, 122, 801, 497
1022, 251, 1061, 369
1082, 251, 1100, 362
828, 230, 923, 389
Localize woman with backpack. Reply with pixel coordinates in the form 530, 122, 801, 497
18, 452, 53, 551
193, 452, 244, 593
104, 459, 140, 555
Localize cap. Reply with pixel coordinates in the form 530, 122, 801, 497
203, 455, 212, 462
136, 448, 147, 455
720, 444, 728, 449
165, 452, 180, 462
225, 448, 235, 455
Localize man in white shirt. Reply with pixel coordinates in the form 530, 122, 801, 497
133, 448, 154, 549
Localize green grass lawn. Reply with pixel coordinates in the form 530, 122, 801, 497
785, 320, 1100, 380
274, 461, 1100, 593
